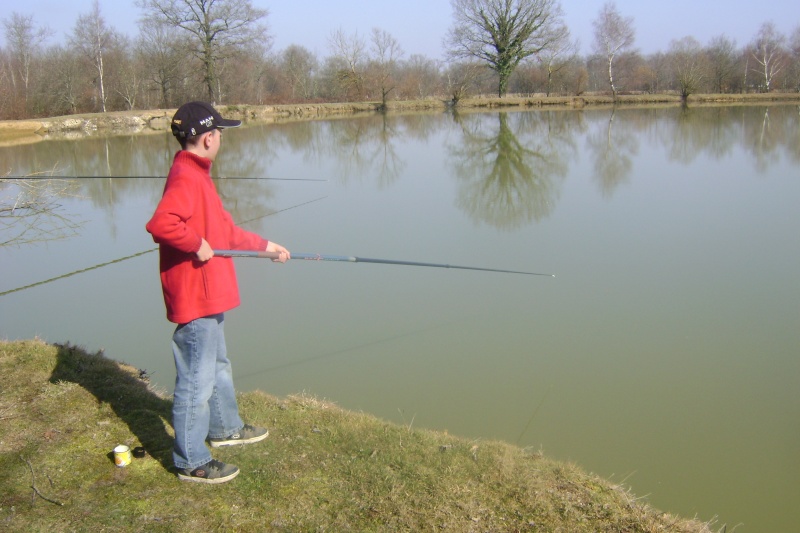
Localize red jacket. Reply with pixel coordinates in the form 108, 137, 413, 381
146, 151, 268, 323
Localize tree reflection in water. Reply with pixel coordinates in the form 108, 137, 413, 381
585, 107, 638, 197
447, 111, 577, 230
0, 177, 85, 247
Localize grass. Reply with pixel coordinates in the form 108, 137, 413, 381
0, 339, 714, 532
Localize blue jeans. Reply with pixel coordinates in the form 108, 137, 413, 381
171, 313, 244, 469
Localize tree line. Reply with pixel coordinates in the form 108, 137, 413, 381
2, 0, 799, 121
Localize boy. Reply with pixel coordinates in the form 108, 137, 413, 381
146, 101, 290, 484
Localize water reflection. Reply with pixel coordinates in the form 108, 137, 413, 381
580, 105, 800, 196
0, 178, 84, 247
328, 114, 406, 186
585, 107, 638, 196
665, 106, 740, 162
4, 104, 796, 289
447, 111, 577, 229
740, 106, 800, 170
2, 104, 798, 254
2, 105, 799, 238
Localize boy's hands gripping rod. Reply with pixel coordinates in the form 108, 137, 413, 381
212, 250, 555, 277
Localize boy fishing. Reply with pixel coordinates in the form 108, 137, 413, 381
146, 101, 290, 483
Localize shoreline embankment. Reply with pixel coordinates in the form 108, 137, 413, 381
1, 92, 798, 144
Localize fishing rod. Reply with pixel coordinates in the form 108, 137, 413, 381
214, 250, 555, 277
1, 175, 326, 182
0, 196, 328, 297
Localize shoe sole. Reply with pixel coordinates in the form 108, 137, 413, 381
209, 429, 268, 448
177, 468, 239, 484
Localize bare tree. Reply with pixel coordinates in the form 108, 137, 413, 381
114, 37, 143, 110
444, 61, 490, 103
43, 45, 83, 115
750, 22, 786, 92
369, 28, 404, 107
397, 54, 443, 99
706, 34, 738, 93
214, 39, 269, 104
136, 0, 270, 102
70, 1, 116, 112
537, 22, 576, 96
789, 26, 800, 92
137, 20, 186, 107
2, 12, 52, 116
668, 36, 708, 101
328, 28, 367, 100
446, 0, 566, 97
280, 45, 318, 100
592, 1, 635, 99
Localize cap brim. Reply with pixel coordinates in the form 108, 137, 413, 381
217, 118, 242, 129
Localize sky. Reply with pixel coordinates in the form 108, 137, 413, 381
3, 0, 797, 60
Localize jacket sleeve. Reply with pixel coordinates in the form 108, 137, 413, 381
145, 174, 204, 254
221, 207, 269, 251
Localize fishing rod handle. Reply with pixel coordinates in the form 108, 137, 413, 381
214, 250, 279, 259
213, 250, 354, 262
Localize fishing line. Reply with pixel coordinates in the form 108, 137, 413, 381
0, 196, 328, 298
0, 248, 156, 297
233, 321, 450, 381
516, 386, 551, 445
2, 175, 326, 182
236, 196, 327, 226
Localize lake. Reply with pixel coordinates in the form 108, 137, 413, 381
1, 104, 798, 531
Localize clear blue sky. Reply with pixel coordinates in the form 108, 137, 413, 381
4, 0, 798, 59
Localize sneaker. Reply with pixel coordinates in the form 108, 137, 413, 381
209, 424, 269, 448
177, 459, 239, 484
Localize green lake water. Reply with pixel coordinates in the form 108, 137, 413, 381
2, 104, 798, 531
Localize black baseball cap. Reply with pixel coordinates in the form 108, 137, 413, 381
171, 101, 242, 139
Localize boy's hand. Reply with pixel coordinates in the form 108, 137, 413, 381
196, 238, 214, 262
266, 242, 291, 263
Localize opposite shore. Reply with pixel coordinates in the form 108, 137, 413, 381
1, 92, 798, 145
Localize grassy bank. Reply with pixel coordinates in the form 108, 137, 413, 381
0, 339, 713, 532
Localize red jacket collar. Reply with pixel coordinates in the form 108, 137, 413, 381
173, 150, 213, 173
